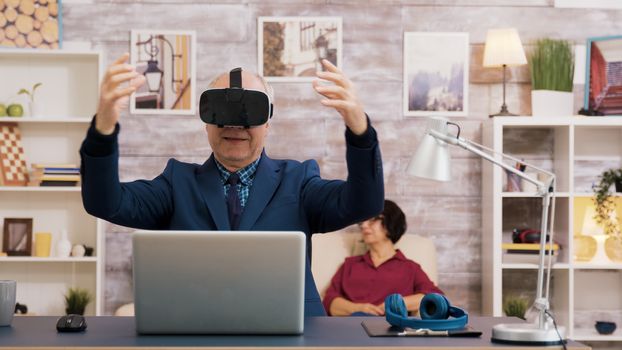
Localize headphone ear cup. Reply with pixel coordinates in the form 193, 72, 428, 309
419, 293, 450, 320
386, 294, 408, 318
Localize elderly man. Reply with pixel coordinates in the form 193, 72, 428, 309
80, 53, 384, 316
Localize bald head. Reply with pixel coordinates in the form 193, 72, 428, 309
208, 69, 274, 102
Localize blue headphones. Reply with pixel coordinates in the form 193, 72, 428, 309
385, 293, 468, 331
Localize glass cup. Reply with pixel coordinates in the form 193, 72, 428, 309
0, 280, 16, 326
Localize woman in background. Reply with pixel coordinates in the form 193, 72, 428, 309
323, 200, 443, 316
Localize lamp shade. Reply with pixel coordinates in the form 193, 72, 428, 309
407, 117, 452, 182
483, 28, 527, 67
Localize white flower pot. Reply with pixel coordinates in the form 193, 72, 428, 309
531, 90, 574, 117
29, 102, 39, 117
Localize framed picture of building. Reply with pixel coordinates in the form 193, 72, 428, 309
584, 35, 622, 116
258, 16, 342, 82
403, 32, 469, 117
130, 30, 196, 115
2, 218, 33, 256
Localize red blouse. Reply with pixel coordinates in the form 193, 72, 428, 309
322, 249, 443, 315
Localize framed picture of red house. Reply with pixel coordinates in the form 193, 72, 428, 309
584, 35, 622, 116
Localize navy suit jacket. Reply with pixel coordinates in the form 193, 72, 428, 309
80, 125, 384, 316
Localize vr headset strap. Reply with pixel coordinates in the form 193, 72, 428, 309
230, 68, 242, 88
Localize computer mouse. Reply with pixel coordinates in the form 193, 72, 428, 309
56, 314, 87, 332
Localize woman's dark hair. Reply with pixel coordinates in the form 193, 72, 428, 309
381, 200, 407, 244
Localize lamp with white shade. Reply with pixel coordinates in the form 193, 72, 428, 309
575, 205, 616, 264
483, 28, 528, 117
408, 117, 565, 345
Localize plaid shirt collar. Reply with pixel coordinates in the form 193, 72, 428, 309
215, 155, 261, 186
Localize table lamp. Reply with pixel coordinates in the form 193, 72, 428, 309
483, 28, 527, 117
408, 117, 565, 345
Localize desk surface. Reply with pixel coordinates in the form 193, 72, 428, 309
1, 316, 589, 350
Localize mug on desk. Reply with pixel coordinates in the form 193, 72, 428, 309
0, 280, 16, 326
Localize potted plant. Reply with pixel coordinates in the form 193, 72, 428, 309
18, 83, 42, 117
593, 168, 622, 262
528, 39, 574, 117
64, 287, 92, 315
503, 295, 528, 320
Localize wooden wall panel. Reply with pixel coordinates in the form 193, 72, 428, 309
60, 1, 622, 316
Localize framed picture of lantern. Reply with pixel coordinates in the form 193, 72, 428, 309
258, 16, 342, 82
129, 30, 196, 115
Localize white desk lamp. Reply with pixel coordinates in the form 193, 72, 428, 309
408, 117, 565, 345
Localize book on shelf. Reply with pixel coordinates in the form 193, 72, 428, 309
502, 243, 560, 264
40, 180, 79, 187
31, 163, 78, 169
28, 164, 81, 187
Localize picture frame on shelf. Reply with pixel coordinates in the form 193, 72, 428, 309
0, 0, 63, 49
2, 218, 33, 256
403, 32, 469, 117
258, 16, 343, 82
583, 35, 622, 116
130, 29, 197, 115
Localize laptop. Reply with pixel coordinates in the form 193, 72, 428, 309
132, 230, 306, 335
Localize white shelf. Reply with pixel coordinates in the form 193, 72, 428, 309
574, 192, 622, 197
0, 50, 104, 317
0, 48, 100, 58
573, 263, 622, 270
502, 263, 570, 269
0, 186, 80, 192
0, 117, 92, 123
502, 192, 570, 198
493, 116, 622, 127
573, 329, 622, 341
0, 257, 97, 263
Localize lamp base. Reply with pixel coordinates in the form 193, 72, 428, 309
489, 110, 518, 117
491, 323, 565, 345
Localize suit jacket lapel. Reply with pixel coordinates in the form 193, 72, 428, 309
238, 152, 282, 230
196, 155, 230, 230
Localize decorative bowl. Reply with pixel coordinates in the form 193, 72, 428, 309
595, 321, 616, 335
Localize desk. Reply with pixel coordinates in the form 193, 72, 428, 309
0, 316, 589, 349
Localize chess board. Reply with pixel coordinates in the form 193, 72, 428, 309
0, 123, 29, 186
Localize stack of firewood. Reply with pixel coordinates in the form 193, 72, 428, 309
0, 0, 60, 49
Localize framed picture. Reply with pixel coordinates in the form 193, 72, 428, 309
403, 32, 469, 117
2, 218, 33, 256
258, 16, 342, 82
0, 122, 29, 186
0, 0, 63, 49
130, 30, 197, 115
584, 35, 622, 116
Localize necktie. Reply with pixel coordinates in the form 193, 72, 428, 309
226, 173, 241, 230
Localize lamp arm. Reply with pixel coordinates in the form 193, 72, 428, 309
429, 128, 558, 330
429, 129, 548, 193
461, 138, 554, 179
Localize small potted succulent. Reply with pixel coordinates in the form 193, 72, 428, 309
64, 287, 92, 315
593, 168, 622, 262
503, 295, 529, 320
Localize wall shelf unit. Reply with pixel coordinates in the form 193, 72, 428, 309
0, 49, 103, 316
483, 116, 622, 344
